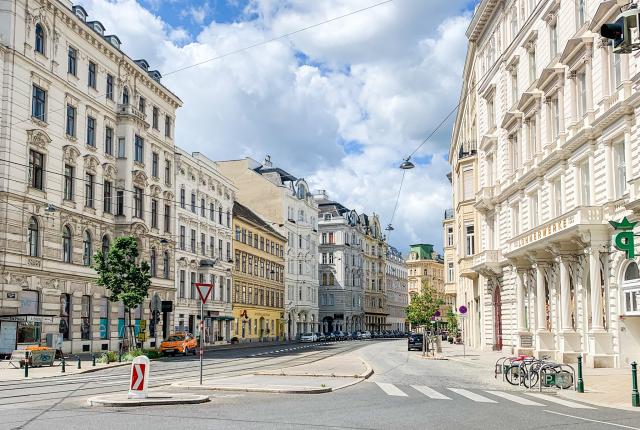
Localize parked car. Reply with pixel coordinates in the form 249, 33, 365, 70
159, 332, 197, 356
315, 332, 326, 342
408, 333, 424, 351
300, 332, 317, 342
326, 332, 336, 341
360, 331, 372, 339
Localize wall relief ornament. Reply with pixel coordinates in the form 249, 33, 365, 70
83, 154, 100, 173
102, 163, 117, 180
132, 170, 148, 188
27, 129, 52, 148
63, 145, 81, 164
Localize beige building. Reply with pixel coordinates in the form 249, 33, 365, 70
0, 0, 181, 354
218, 156, 319, 338
173, 149, 235, 342
406, 244, 449, 312
457, 0, 640, 367
385, 246, 408, 332
361, 214, 388, 332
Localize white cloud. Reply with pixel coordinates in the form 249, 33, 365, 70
80, 0, 471, 254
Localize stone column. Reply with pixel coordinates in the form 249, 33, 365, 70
515, 268, 527, 332
569, 71, 577, 125
585, 58, 594, 114
558, 83, 566, 136
535, 108, 542, 154
535, 263, 547, 332
588, 247, 604, 331
605, 141, 614, 200
558, 255, 573, 331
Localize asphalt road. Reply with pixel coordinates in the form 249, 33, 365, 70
1, 340, 639, 430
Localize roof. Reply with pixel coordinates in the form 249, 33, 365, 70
232, 202, 287, 242
254, 166, 297, 182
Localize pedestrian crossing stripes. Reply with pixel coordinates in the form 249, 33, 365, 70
370, 383, 596, 409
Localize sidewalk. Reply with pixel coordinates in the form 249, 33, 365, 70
437, 343, 640, 412
174, 350, 373, 393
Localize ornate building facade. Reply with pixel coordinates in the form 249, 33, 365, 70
385, 246, 408, 332
218, 156, 319, 338
462, 0, 640, 367
315, 191, 365, 333
0, 0, 181, 354
173, 149, 234, 343
361, 214, 388, 332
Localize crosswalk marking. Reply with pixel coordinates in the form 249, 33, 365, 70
411, 385, 451, 400
484, 390, 544, 406
447, 388, 497, 403
525, 393, 595, 409
375, 382, 408, 397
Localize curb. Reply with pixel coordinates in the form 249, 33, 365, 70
87, 393, 210, 407
443, 356, 485, 367
79, 362, 130, 374
555, 390, 640, 412
173, 384, 332, 394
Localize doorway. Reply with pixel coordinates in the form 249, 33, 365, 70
493, 285, 503, 351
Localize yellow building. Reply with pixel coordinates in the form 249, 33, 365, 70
405, 244, 449, 310
232, 202, 287, 342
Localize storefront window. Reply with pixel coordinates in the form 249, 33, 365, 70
118, 302, 125, 338
59, 294, 71, 340
99, 298, 109, 340
134, 305, 142, 336
81, 295, 91, 340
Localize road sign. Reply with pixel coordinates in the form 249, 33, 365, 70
543, 372, 556, 387
459, 305, 468, 314
195, 283, 213, 305
151, 294, 161, 312
128, 356, 150, 399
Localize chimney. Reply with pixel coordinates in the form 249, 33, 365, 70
263, 155, 272, 167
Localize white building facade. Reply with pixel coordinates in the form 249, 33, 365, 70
385, 246, 408, 332
217, 156, 320, 339
173, 149, 235, 343
0, 0, 181, 354
467, 0, 640, 367
315, 192, 365, 333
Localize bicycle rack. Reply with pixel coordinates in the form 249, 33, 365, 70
495, 357, 509, 380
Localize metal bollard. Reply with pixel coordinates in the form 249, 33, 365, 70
118, 351, 122, 363
92, 354, 96, 367
77, 355, 81, 369
61, 357, 66, 373
24, 360, 29, 378
632, 361, 639, 407
577, 356, 584, 393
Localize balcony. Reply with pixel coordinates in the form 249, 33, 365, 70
444, 208, 454, 220
471, 250, 503, 277
117, 104, 148, 126
458, 256, 477, 280
458, 141, 477, 160
444, 282, 457, 295
505, 206, 605, 257
474, 186, 494, 213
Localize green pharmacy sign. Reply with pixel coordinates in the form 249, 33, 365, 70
609, 217, 638, 259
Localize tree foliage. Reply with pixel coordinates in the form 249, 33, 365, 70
94, 236, 151, 348
405, 280, 445, 327
446, 307, 459, 334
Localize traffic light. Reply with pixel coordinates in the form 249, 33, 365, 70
601, 7, 640, 54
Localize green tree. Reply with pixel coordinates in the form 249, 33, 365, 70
405, 280, 445, 328
94, 236, 151, 351
445, 307, 459, 335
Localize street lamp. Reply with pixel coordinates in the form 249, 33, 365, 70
399, 157, 415, 170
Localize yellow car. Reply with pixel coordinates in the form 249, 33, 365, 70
159, 332, 197, 356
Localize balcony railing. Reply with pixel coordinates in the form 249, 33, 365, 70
118, 104, 147, 123
458, 140, 477, 159
444, 208, 454, 219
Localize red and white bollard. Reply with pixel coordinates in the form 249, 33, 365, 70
128, 355, 150, 399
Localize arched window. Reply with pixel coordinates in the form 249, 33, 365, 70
163, 251, 170, 279
63, 225, 72, 263
122, 87, 129, 105
150, 247, 157, 277
28, 217, 39, 257
625, 262, 640, 281
35, 24, 45, 55
83, 230, 92, 266
321, 273, 327, 286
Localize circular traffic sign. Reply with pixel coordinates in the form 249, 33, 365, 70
434, 310, 441, 317
458, 305, 467, 314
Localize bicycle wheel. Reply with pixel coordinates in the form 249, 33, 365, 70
505, 365, 524, 386
555, 370, 573, 389
523, 369, 539, 388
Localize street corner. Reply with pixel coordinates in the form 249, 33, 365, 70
87, 392, 210, 407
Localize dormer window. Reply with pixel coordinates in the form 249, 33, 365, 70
149, 70, 162, 83
35, 24, 45, 55
135, 59, 150, 71
105, 35, 121, 50
324, 214, 331, 221
73, 5, 87, 21
88, 21, 105, 36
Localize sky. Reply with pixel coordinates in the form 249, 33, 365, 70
80, 0, 476, 255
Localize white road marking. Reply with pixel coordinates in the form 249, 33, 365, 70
447, 388, 497, 403
411, 385, 451, 400
544, 410, 639, 429
526, 393, 595, 409
376, 382, 408, 397
484, 390, 545, 406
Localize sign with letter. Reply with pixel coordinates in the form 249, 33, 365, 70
128, 355, 150, 399
610, 217, 637, 259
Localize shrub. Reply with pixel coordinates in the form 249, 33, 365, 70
143, 349, 162, 359
97, 350, 119, 364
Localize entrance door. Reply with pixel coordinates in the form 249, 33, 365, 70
493, 286, 503, 351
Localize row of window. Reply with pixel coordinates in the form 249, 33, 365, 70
235, 227, 284, 257
287, 231, 314, 251
234, 283, 284, 308
234, 251, 284, 282
177, 271, 231, 302
179, 189, 230, 225
178, 226, 231, 259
